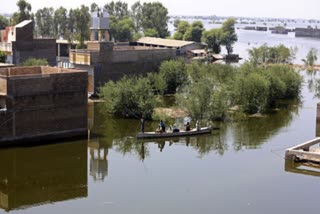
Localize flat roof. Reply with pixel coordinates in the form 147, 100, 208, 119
0, 63, 14, 68
136, 37, 195, 48
15, 20, 32, 28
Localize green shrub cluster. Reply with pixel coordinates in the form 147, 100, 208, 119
248, 44, 297, 65
100, 59, 302, 120
179, 62, 302, 118
22, 58, 49, 66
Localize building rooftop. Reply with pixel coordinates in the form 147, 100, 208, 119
136, 37, 195, 48
15, 20, 32, 28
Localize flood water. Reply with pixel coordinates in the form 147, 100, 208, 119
1, 31, 320, 214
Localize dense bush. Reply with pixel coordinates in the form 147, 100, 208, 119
22, 58, 49, 66
99, 76, 156, 119
158, 59, 189, 94
0, 51, 6, 63
248, 44, 297, 65
179, 62, 302, 116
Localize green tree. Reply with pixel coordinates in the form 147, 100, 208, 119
35, 7, 54, 37
183, 28, 192, 41
221, 18, 238, 55
173, 21, 190, 40
173, 32, 183, 40
0, 51, 6, 63
302, 48, 318, 67
234, 72, 270, 113
74, 5, 91, 45
104, 1, 129, 20
140, 2, 169, 38
248, 44, 297, 65
90, 2, 99, 13
131, 1, 142, 32
202, 28, 223, 54
177, 21, 190, 35
116, 18, 135, 42
144, 28, 158, 37
100, 76, 156, 119
173, 19, 180, 28
22, 58, 48, 66
190, 21, 204, 42
0, 15, 9, 29
158, 59, 189, 94
12, 0, 32, 25
54, 6, 68, 38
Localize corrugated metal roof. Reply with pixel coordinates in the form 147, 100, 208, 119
15, 20, 32, 28
137, 37, 195, 48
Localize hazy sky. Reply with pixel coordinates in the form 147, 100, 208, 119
1, 0, 319, 19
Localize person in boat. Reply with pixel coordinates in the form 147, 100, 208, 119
185, 122, 191, 131
171, 124, 180, 133
196, 120, 200, 131
159, 120, 166, 132
140, 113, 145, 133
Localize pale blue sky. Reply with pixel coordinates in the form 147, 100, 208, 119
0, 0, 319, 19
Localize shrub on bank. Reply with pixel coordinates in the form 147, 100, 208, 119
100, 76, 156, 119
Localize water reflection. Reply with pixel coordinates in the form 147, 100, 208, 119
0, 141, 87, 212
285, 159, 320, 177
230, 101, 300, 151
88, 98, 300, 161
89, 140, 110, 182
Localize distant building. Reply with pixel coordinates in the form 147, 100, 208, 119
0, 66, 88, 145
0, 20, 56, 66
295, 27, 320, 38
69, 11, 177, 95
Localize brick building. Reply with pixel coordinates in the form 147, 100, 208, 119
0, 66, 88, 145
0, 20, 56, 66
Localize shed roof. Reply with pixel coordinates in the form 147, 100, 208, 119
137, 37, 195, 48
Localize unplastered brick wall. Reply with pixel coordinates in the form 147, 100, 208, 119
8, 66, 42, 76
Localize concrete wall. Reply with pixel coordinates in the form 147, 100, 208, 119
0, 67, 88, 144
91, 47, 176, 94
12, 39, 56, 66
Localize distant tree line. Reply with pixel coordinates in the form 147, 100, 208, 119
0, 0, 170, 44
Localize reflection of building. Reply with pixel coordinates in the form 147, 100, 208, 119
0, 20, 56, 66
89, 141, 109, 182
0, 141, 87, 212
285, 159, 320, 177
0, 66, 88, 145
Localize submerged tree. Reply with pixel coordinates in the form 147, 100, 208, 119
100, 76, 156, 119
202, 28, 223, 54
302, 48, 318, 67
221, 18, 238, 55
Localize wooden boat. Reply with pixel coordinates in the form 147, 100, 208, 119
136, 127, 213, 139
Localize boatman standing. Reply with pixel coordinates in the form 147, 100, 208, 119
141, 113, 145, 133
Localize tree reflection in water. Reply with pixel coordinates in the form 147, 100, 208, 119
89, 95, 301, 161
